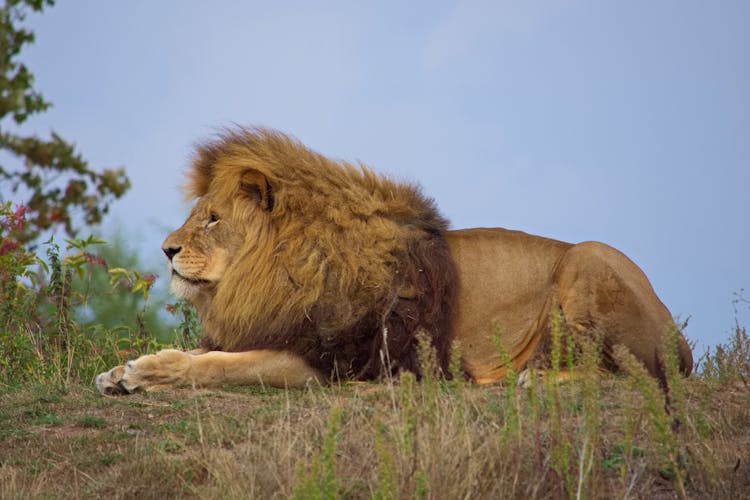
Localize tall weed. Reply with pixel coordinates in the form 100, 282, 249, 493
0, 203, 190, 388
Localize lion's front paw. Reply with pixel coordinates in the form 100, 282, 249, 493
95, 365, 130, 395
95, 349, 193, 395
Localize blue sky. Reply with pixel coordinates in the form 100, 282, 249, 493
6, 1, 749, 353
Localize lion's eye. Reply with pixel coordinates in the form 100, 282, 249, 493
206, 213, 220, 228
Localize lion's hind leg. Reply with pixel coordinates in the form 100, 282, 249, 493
553, 241, 693, 379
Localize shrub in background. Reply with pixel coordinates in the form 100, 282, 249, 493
0, 202, 199, 388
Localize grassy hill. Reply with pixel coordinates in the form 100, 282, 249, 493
1, 332, 748, 499
1, 228, 748, 498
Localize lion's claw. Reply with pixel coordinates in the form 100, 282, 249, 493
95, 363, 144, 395
96, 349, 192, 395
96, 365, 131, 395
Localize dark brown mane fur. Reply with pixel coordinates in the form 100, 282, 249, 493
189, 127, 459, 380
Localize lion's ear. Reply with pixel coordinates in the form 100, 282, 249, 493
239, 169, 275, 212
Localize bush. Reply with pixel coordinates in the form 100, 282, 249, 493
0, 202, 198, 388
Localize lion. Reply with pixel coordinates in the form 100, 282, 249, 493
96, 127, 693, 395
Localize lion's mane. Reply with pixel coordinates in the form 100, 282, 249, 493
186, 128, 458, 380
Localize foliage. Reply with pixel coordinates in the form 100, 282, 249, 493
697, 291, 750, 386
0, 0, 130, 244
0, 202, 197, 387
69, 232, 170, 343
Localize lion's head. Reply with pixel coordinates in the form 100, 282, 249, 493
162, 128, 458, 379
162, 168, 271, 302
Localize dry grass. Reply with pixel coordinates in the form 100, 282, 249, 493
1, 365, 749, 499
4, 206, 749, 498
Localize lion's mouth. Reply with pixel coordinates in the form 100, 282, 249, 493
171, 270, 211, 286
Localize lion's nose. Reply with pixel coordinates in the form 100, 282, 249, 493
163, 246, 181, 261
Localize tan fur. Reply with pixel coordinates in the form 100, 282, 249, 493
447, 228, 693, 383
179, 129, 449, 354
96, 128, 692, 395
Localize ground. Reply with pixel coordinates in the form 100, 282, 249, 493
1, 374, 749, 499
